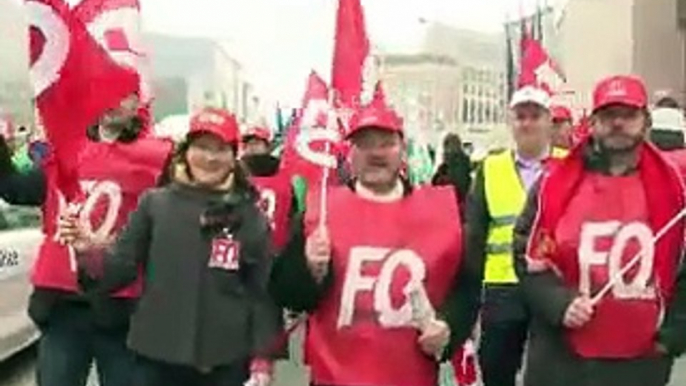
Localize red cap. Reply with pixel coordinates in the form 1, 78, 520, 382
593, 75, 647, 111
188, 108, 239, 144
551, 105, 573, 121
347, 104, 403, 139
242, 126, 272, 142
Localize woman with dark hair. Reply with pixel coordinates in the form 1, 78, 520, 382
60, 107, 280, 386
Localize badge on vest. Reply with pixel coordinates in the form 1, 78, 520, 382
209, 230, 241, 271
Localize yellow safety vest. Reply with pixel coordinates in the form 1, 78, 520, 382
483, 147, 567, 284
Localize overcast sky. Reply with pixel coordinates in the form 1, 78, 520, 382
7, 0, 560, 105
140, 0, 559, 105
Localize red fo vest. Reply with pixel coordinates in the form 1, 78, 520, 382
554, 174, 670, 357
251, 173, 293, 252
528, 142, 685, 359
32, 138, 172, 297
304, 186, 462, 386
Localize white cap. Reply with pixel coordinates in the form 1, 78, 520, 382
509, 86, 551, 110
651, 107, 685, 133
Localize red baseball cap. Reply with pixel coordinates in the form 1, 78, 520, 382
593, 75, 647, 112
551, 105, 573, 121
188, 108, 239, 144
242, 126, 272, 143
346, 104, 404, 139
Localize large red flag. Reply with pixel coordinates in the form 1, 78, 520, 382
331, 0, 370, 133
518, 36, 566, 95
74, 0, 153, 134
281, 72, 341, 187
27, 0, 139, 199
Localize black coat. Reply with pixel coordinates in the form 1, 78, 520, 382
513, 144, 686, 386
99, 182, 280, 368
432, 152, 472, 206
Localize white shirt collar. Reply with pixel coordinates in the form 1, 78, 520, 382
355, 180, 404, 203
515, 146, 550, 166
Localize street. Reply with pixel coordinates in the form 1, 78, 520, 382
1, 343, 686, 386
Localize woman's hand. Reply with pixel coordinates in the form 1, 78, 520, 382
57, 212, 114, 253
57, 213, 90, 252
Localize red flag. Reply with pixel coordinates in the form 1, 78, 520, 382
518, 36, 566, 96
331, 0, 370, 132
74, 0, 153, 134
28, 0, 139, 200
281, 72, 341, 187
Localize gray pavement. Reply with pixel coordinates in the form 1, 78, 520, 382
2, 340, 686, 386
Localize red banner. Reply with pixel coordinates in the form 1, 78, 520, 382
27, 0, 140, 199
518, 36, 566, 96
281, 72, 342, 187
331, 0, 370, 134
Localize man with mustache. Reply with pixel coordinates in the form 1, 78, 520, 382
468, 85, 566, 386
515, 75, 686, 386
269, 102, 481, 386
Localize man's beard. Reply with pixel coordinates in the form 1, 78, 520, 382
597, 133, 643, 155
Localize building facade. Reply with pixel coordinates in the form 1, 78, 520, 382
379, 23, 509, 150
0, 0, 32, 126
380, 54, 460, 146
554, 0, 686, 111
460, 66, 508, 147
147, 34, 260, 124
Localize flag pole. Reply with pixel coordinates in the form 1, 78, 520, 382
591, 206, 686, 305
318, 91, 337, 229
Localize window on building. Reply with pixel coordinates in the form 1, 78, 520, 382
476, 102, 483, 124
462, 99, 469, 123
469, 100, 476, 124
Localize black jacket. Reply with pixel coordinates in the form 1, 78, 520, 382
432, 151, 472, 206
513, 143, 686, 386
268, 181, 482, 360
99, 180, 280, 368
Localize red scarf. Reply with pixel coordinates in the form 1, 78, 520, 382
527, 140, 686, 300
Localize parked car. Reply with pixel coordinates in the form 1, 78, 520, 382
0, 201, 42, 362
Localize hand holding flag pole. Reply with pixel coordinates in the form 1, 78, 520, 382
409, 283, 450, 361
318, 90, 337, 229
55, 202, 83, 272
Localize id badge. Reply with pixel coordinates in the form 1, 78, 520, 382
209, 232, 240, 271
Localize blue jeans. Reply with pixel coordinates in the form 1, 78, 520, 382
36, 302, 134, 386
